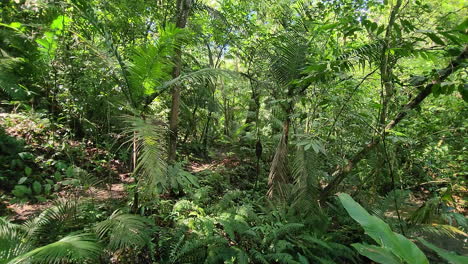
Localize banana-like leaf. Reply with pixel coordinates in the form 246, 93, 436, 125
338, 193, 428, 264
418, 238, 468, 264
351, 243, 401, 264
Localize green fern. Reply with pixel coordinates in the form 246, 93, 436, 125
170, 238, 208, 264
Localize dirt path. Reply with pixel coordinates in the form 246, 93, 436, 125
4, 175, 131, 221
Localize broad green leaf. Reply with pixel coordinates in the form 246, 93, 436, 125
418, 238, 468, 264
320, 23, 338, 31
0, 22, 22, 31
36, 38, 51, 49
352, 243, 401, 264
12, 185, 32, 197
338, 193, 429, 264
18, 177, 28, 184
423, 32, 445, 45
454, 17, 468, 31
32, 181, 42, 194
9, 22, 22, 29
50, 15, 72, 31
24, 167, 32, 176
338, 193, 394, 245
44, 184, 52, 194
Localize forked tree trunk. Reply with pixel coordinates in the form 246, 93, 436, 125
168, 0, 192, 163
320, 47, 467, 201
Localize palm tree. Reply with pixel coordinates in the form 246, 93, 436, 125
266, 34, 309, 200
0, 200, 153, 264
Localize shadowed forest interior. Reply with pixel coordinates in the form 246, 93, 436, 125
0, 0, 467, 263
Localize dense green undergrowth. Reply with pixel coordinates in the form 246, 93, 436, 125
1, 112, 467, 264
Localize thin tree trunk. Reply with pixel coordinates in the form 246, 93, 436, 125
182, 104, 198, 144
379, 0, 402, 126
245, 79, 260, 131
168, 0, 192, 163
320, 47, 467, 200
131, 132, 139, 213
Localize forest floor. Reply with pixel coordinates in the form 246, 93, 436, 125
5, 175, 131, 221
1, 112, 241, 220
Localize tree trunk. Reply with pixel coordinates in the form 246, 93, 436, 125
244, 78, 260, 131
379, 0, 402, 126
168, 0, 192, 163
320, 47, 468, 201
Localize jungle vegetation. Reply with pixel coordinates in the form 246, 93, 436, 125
0, 0, 467, 263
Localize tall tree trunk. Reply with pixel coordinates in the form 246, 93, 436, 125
168, 0, 192, 163
379, 0, 402, 126
320, 47, 467, 201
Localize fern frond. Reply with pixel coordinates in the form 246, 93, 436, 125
171, 238, 208, 264
250, 248, 269, 264
265, 252, 300, 264
265, 223, 305, 246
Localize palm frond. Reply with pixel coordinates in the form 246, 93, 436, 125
267, 132, 290, 200
95, 210, 153, 250
270, 35, 308, 88
145, 68, 237, 107
128, 23, 184, 102
124, 115, 167, 199
291, 146, 321, 204
0, 54, 27, 100
23, 199, 79, 243
407, 223, 468, 239
370, 189, 410, 219
8, 233, 102, 264
0, 218, 30, 264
